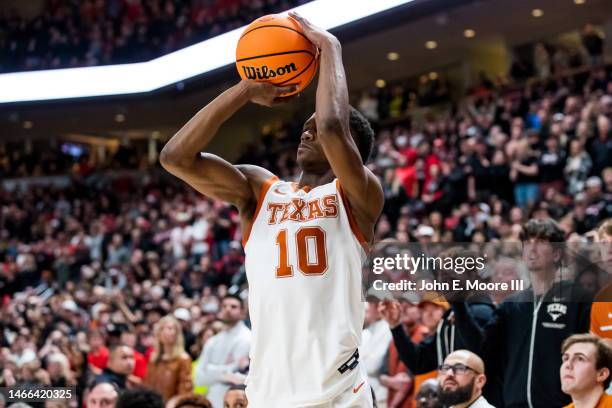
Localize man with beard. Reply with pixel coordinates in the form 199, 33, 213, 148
194, 295, 251, 408
437, 350, 494, 408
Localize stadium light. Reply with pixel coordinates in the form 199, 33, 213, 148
0, 0, 417, 104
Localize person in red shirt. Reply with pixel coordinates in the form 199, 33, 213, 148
87, 330, 109, 375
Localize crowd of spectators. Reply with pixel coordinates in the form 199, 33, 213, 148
0, 0, 311, 73
0, 39, 611, 408
243, 65, 611, 243
0, 140, 150, 179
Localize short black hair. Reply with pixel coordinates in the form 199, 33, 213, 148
116, 389, 163, 408
349, 106, 375, 164
227, 384, 247, 392
88, 379, 120, 394
222, 294, 244, 309
520, 218, 565, 243
108, 343, 131, 359
173, 394, 213, 408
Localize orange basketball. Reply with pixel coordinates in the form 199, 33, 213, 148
236, 14, 318, 96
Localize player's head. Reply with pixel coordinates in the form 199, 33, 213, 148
220, 294, 244, 324
437, 350, 486, 407
86, 382, 120, 408
224, 384, 247, 408
561, 334, 612, 398
520, 218, 565, 273
296, 107, 374, 171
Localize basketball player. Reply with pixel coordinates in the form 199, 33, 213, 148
160, 12, 383, 408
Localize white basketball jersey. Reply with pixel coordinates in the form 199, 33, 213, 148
243, 177, 367, 407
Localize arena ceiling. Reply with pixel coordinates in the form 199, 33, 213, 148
1, 0, 611, 154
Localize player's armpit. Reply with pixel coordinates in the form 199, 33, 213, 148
235, 164, 276, 198
161, 152, 256, 212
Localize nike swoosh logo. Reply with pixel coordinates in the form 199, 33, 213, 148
273, 186, 287, 195
353, 381, 365, 393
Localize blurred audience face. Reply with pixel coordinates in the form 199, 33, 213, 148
522, 239, 559, 273
437, 350, 486, 407
223, 389, 248, 408
578, 270, 599, 297
120, 332, 137, 348
108, 345, 135, 375
493, 259, 520, 285
364, 301, 382, 326
416, 379, 442, 408
400, 301, 421, 327
419, 302, 445, 332
90, 332, 105, 350
597, 226, 612, 271
492, 259, 521, 302
87, 383, 118, 408
47, 360, 64, 380
160, 320, 179, 346
561, 341, 609, 397
219, 297, 243, 325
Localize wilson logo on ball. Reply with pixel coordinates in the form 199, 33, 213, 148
241, 62, 298, 80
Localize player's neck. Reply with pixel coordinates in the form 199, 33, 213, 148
298, 169, 335, 189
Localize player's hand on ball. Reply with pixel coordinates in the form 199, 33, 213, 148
289, 11, 337, 48
245, 81, 298, 107
378, 299, 401, 329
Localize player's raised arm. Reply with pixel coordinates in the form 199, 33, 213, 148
290, 12, 383, 228
159, 81, 295, 212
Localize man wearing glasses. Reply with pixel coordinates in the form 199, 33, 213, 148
437, 350, 495, 408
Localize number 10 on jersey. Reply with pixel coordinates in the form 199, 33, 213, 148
275, 227, 328, 277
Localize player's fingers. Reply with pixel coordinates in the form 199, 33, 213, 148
275, 84, 298, 95
289, 11, 310, 26
272, 95, 298, 105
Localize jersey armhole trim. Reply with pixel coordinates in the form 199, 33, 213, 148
242, 175, 279, 247
335, 179, 367, 246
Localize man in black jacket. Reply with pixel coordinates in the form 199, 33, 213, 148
452, 218, 591, 408
94, 344, 135, 390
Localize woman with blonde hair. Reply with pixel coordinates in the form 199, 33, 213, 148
144, 315, 193, 402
